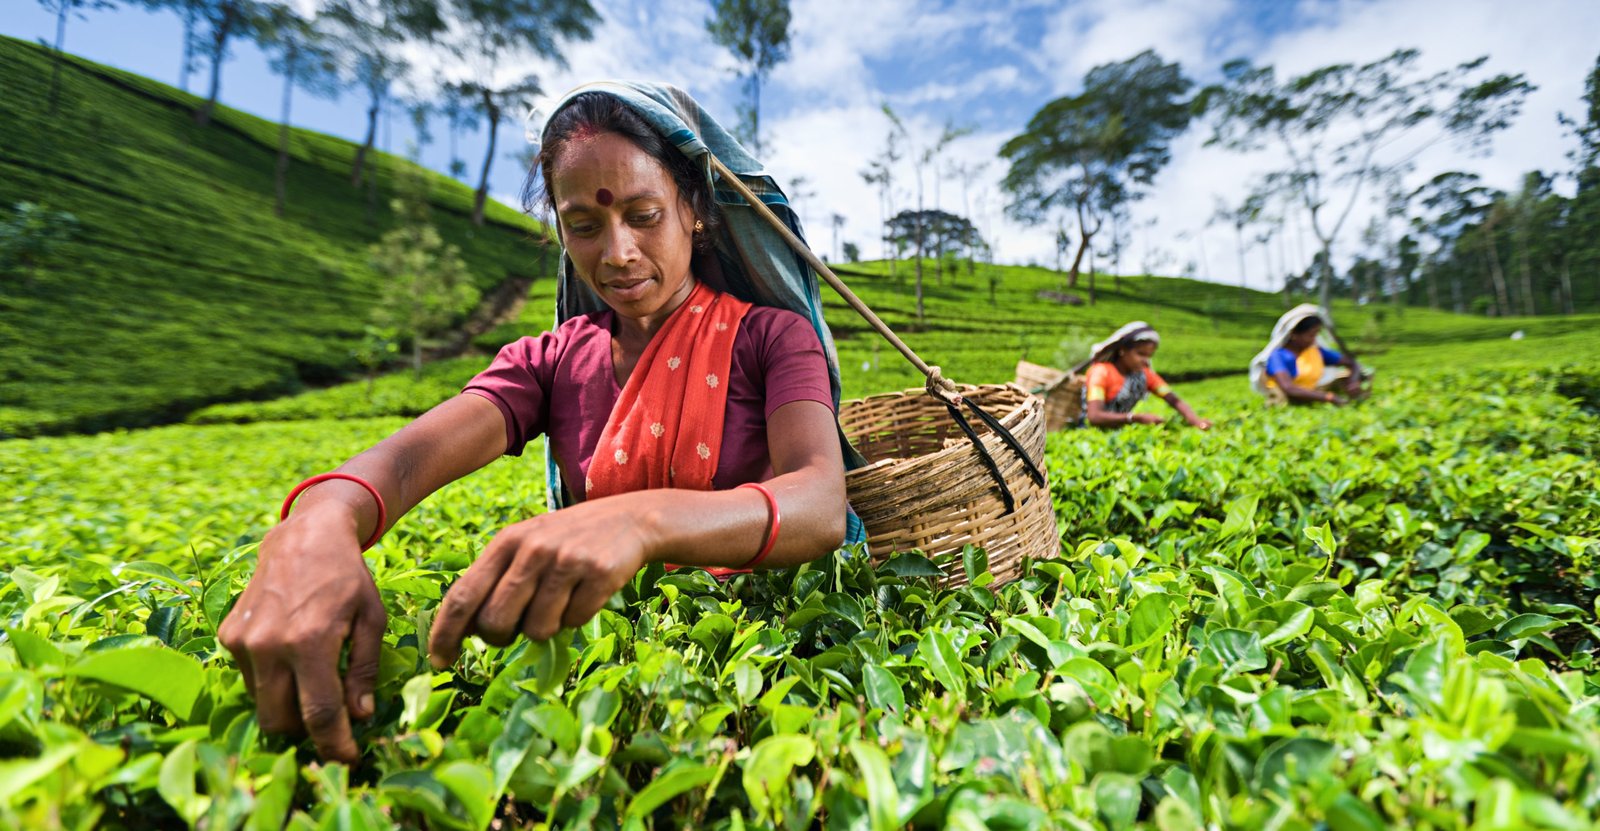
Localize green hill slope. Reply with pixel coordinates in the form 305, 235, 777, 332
0, 36, 553, 437
185, 255, 1600, 425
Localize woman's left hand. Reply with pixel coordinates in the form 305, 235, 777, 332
428, 499, 653, 667
1190, 418, 1213, 430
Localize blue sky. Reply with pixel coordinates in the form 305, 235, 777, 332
6, 0, 1599, 287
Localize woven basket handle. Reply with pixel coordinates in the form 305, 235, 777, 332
707, 153, 1045, 513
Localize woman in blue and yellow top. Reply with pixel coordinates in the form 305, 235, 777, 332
1080, 321, 1211, 429
1249, 305, 1366, 405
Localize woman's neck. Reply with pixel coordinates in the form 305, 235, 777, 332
614, 275, 696, 349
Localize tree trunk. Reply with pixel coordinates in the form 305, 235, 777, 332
179, 5, 195, 92
1425, 262, 1439, 310
196, 17, 232, 127
1065, 233, 1091, 289
352, 99, 380, 186
274, 49, 296, 218
1087, 248, 1096, 306
1559, 261, 1575, 315
1517, 244, 1537, 316
48, 4, 68, 115
412, 338, 422, 378
1317, 240, 1334, 311
472, 92, 499, 227
1485, 236, 1511, 316
914, 175, 925, 321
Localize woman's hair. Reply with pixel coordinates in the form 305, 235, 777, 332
1291, 315, 1324, 335
523, 92, 720, 249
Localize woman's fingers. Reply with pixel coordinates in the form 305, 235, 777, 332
561, 577, 613, 630
252, 660, 303, 736
521, 566, 578, 642
430, 537, 516, 668
293, 648, 361, 764
475, 549, 550, 646
343, 597, 386, 721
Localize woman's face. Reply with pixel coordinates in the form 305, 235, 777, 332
1288, 324, 1322, 352
1117, 341, 1157, 372
550, 131, 697, 321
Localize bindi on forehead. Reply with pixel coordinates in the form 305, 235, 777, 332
595, 188, 613, 206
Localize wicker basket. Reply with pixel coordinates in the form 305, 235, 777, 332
840, 383, 1058, 586
1014, 360, 1083, 432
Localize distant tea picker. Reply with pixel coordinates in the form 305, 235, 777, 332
1079, 321, 1211, 430
1250, 304, 1372, 406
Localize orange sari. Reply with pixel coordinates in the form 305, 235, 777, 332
585, 281, 755, 575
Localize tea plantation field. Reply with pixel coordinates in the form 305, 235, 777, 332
3, 331, 1598, 829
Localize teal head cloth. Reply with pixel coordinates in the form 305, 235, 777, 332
534, 81, 865, 543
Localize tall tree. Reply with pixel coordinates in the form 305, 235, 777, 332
328, 0, 446, 187
1201, 48, 1533, 310
260, 6, 342, 217
1409, 171, 1497, 313
887, 107, 966, 322
1001, 50, 1193, 290
440, 93, 479, 179
908, 118, 966, 320
884, 209, 981, 262
370, 172, 476, 376
445, 0, 599, 226
859, 116, 902, 278
1210, 191, 1264, 305
190, 0, 268, 126
139, 0, 200, 92
1559, 51, 1600, 311
38, 0, 116, 115
705, 0, 791, 158
948, 159, 988, 279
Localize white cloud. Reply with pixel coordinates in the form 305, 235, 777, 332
422, 0, 1600, 289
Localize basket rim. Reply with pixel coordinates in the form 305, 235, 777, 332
842, 387, 1042, 482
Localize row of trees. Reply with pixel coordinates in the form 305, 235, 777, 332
993, 45, 1600, 317
38, 0, 600, 224
38, 0, 796, 226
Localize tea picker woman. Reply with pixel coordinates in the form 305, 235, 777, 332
219, 83, 863, 763
1249, 304, 1369, 406
1078, 321, 1211, 430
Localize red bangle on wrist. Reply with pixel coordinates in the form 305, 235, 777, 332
736, 482, 781, 569
280, 473, 388, 551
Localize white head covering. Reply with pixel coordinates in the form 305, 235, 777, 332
1087, 321, 1160, 365
1249, 303, 1336, 395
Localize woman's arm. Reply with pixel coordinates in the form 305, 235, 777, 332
427, 399, 847, 666
1086, 400, 1162, 427
1336, 353, 1365, 394
1272, 371, 1340, 404
1161, 392, 1211, 429
218, 394, 508, 763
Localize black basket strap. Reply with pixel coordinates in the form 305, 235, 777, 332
961, 398, 1046, 488
943, 401, 1017, 515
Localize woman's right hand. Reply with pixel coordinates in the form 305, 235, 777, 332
1132, 412, 1165, 425
217, 506, 386, 764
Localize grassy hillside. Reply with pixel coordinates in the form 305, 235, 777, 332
0, 36, 553, 438
187, 256, 1600, 424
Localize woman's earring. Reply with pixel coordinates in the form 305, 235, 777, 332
694, 219, 704, 234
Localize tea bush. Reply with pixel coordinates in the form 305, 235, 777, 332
3, 352, 1599, 828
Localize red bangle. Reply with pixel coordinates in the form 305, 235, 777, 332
736, 482, 781, 569
280, 473, 388, 551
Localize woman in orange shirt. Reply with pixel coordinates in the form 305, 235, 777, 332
1080, 321, 1211, 430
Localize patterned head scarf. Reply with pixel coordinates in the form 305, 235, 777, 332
1087, 321, 1160, 365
